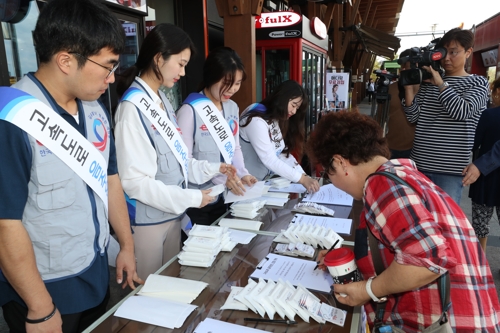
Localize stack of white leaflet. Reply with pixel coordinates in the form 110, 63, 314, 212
220, 278, 347, 327
229, 199, 266, 219
273, 223, 344, 250
178, 225, 235, 267
114, 274, 206, 329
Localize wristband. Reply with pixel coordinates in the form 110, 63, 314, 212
366, 277, 387, 303
26, 302, 57, 324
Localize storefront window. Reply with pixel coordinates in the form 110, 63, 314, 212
2, 1, 39, 84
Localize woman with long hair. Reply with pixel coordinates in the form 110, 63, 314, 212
239, 80, 319, 193
114, 24, 235, 277
176, 47, 257, 226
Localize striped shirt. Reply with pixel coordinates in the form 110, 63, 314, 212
357, 159, 500, 332
403, 75, 489, 175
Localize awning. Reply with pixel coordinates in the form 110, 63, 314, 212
356, 24, 401, 59
383, 61, 400, 69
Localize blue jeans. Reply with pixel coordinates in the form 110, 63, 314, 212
421, 171, 463, 204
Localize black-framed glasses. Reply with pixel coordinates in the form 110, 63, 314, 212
320, 156, 336, 181
70, 52, 119, 79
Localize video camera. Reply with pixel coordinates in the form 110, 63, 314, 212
373, 69, 398, 102
397, 38, 447, 86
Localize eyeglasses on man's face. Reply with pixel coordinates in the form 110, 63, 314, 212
70, 52, 120, 79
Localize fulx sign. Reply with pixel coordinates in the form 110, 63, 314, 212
255, 12, 302, 29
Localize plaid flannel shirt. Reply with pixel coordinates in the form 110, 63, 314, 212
357, 159, 500, 332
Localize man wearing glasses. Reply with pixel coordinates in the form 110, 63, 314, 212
0, 0, 142, 332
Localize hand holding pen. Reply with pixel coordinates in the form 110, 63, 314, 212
314, 239, 340, 271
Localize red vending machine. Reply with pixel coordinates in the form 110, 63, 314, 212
255, 11, 329, 136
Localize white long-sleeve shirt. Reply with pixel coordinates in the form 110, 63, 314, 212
114, 78, 221, 215
239, 116, 304, 182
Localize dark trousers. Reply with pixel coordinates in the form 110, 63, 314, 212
367, 91, 374, 102
182, 195, 228, 242
186, 195, 228, 226
2, 287, 110, 333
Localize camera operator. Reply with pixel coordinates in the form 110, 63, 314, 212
385, 50, 416, 159
403, 28, 489, 204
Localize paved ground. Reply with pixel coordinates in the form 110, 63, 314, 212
1, 101, 499, 332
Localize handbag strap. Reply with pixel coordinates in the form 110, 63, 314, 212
366, 171, 451, 323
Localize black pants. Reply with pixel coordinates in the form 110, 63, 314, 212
2, 287, 110, 333
183, 195, 228, 242
367, 91, 374, 102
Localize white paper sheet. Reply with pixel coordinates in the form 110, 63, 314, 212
250, 253, 334, 293
138, 275, 208, 304
228, 228, 257, 244
291, 213, 353, 235
114, 295, 197, 329
194, 318, 271, 333
268, 183, 307, 193
224, 181, 266, 204
301, 184, 353, 206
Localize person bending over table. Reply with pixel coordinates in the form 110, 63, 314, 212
239, 80, 319, 193
309, 111, 500, 332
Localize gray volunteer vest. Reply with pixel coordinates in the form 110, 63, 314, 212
14, 74, 110, 282
239, 136, 270, 181
187, 96, 239, 190
126, 80, 185, 225
239, 111, 284, 181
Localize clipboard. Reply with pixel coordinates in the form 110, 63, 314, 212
250, 253, 333, 293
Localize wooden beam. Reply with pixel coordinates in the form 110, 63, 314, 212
362, 0, 373, 24
339, 0, 362, 62
368, 5, 377, 27
323, 3, 335, 31
214, 0, 229, 17
251, 0, 263, 15
227, 0, 247, 15
331, 1, 342, 69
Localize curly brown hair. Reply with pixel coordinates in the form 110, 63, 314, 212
306, 111, 390, 174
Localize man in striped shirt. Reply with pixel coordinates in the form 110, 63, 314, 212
403, 28, 489, 204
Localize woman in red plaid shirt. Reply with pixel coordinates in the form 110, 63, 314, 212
309, 111, 500, 332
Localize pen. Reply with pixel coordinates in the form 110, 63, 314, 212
244, 318, 297, 325
314, 239, 340, 270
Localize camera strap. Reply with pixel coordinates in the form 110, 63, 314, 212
366, 171, 451, 327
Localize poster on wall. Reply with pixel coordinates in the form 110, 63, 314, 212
326, 71, 350, 110
106, 0, 147, 14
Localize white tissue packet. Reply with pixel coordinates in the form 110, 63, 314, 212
319, 303, 347, 327
189, 224, 227, 239
220, 286, 249, 311
183, 236, 221, 250
255, 280, 277, 319
266, 282, 286, 319
292, 243, 315, 258
234, 278, 258, 314
287, 288, 310, 323
245, 278, 267, 317
275, 281, 298, 321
